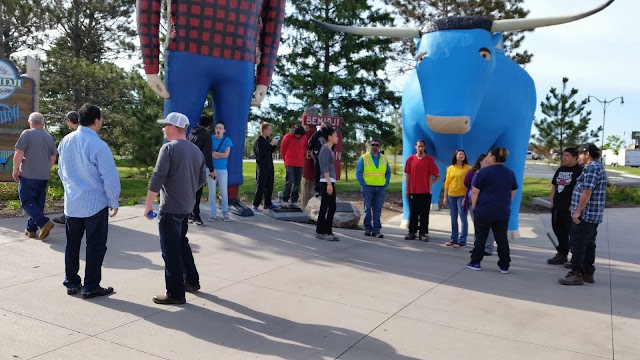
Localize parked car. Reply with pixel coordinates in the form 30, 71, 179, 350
526, 151, 539, 160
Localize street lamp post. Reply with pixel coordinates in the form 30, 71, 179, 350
587, 95, 624, 150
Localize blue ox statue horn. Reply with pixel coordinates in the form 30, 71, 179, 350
312, 0, 614, 237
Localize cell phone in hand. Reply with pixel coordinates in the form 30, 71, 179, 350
273, 136, 280, 141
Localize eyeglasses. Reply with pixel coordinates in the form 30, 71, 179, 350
371, 144, 380, 147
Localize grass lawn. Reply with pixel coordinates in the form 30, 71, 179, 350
605, 165, 640, 176
1, 161, 638, 209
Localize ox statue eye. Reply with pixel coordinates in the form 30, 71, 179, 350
416, 52, 426, 62
479, 48, 491, 61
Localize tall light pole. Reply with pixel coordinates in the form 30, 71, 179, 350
587, 95, 624, 150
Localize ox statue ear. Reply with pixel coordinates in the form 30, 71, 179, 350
492, 33, 504, 54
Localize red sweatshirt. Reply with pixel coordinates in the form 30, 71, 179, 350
280, 133, 307, 167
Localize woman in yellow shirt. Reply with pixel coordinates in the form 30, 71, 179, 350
444, 149, 472, 248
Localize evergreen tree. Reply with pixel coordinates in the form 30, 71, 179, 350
532, 77, 600, 153
383, 0, 532, 72
258, 0, 401, 179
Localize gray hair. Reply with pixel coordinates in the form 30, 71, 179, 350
28, 112, 45, 126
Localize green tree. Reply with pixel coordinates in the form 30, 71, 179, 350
385, 110, 403, 174
532, 77, 600, 153
383, 0, 533, 73
257, 0, 401, 179
0, 0, 48, 60
604, 135, 626, 156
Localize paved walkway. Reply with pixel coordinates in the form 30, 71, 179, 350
1, 206, 638, 359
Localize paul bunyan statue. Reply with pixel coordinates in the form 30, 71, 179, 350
137, 0, 286, 215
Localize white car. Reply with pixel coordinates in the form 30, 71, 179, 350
526, 151, 539, 160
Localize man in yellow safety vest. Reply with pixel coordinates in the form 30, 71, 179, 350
356, 139, 391, 238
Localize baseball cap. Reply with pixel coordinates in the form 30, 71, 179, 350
65, 111, 79, 124
579, 143, 599, 156
157, 112, 190, 128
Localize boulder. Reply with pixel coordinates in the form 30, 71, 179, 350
305, 196, 361, 229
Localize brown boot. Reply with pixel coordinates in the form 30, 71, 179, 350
583, 273, 594, 284
38, 221, 55, 240
558, 270, 584, 285
547, 252, 568, 265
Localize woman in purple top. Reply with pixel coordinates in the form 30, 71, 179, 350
464, 154, 495, 256
467, 148, 518, 273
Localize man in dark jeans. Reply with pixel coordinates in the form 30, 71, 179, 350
252, 122, 278, 212
57, 104, 121, 298
187, 115, 215, 225
547, 148, 582, 265
308, 119, 328, 196
559, 143, 607, 286
145, 112, 208, 304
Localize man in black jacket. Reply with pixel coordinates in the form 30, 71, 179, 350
252, 122, 278, 212
308, 119, 328, 196
187, 115, 215, 225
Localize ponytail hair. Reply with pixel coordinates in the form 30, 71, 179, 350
472, 154, 487, 171
489, 147, 509, 163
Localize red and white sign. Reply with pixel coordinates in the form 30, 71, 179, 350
301, 114, 343, 128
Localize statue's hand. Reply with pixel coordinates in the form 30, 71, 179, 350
251, 84, 268, 107
146, 74, 170, 99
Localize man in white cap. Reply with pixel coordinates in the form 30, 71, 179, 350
144, 112, 208, 305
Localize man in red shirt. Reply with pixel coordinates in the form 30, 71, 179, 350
404, 140, 440, 241
137, 0, 285, 216
280, 124, 307, 208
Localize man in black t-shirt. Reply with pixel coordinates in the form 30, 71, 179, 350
547, 148, 583, 265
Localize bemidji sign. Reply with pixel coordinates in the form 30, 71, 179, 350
0, 57, 35, 182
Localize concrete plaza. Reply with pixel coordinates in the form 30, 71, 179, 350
1, 205, 638, 359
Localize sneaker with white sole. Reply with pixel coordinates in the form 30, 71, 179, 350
251, 206, 260, 213
292, 201, 300, 208
499, 267, 509, 274
222, 211, 231, 222
207, 216, 216, 222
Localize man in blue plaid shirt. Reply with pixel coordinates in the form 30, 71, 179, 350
559, 143, 607, 286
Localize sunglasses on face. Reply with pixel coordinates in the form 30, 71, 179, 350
371, 144, 380, 147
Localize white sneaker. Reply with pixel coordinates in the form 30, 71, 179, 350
207, 216, 216, 222
222, 212, 231, 222
292, 201, 300, 208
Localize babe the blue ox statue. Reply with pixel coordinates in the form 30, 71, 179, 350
312, 0, 614, 237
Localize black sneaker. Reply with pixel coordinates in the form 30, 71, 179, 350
82, 286, 114, 298
188, 215, 195, 223
194, 217, 203, 226
563, 262, 573, 269
583, 273, 594, 283
547, 252, 568, 265
185, 283, 201, 292
66, 284, 82, 295
364, 231, 372, 236
404, 233, 416, 240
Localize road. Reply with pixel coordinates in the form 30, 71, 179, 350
524, 161, 640, 186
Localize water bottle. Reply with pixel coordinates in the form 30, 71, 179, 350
147, 210, 157, 219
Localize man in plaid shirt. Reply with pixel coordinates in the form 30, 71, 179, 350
137, 0, 285, 216
559, 143, 607, 286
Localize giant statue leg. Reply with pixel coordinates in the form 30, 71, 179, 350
163, 51, 212, 134
211, 59, 255, 216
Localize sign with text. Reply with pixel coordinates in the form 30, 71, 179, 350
302, 114, 343, 181
301, 114, 343, 128
632, 131, 640, 139
0, 57, 35, 182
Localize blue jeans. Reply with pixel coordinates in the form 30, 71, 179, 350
18, 176, 50, 232
158, 212, 199, 299
362, 186, 386, 233
448, 196, 468, 245
207, 169, 229, 217
283, 166, 303, 202
64, 207, 109, 293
